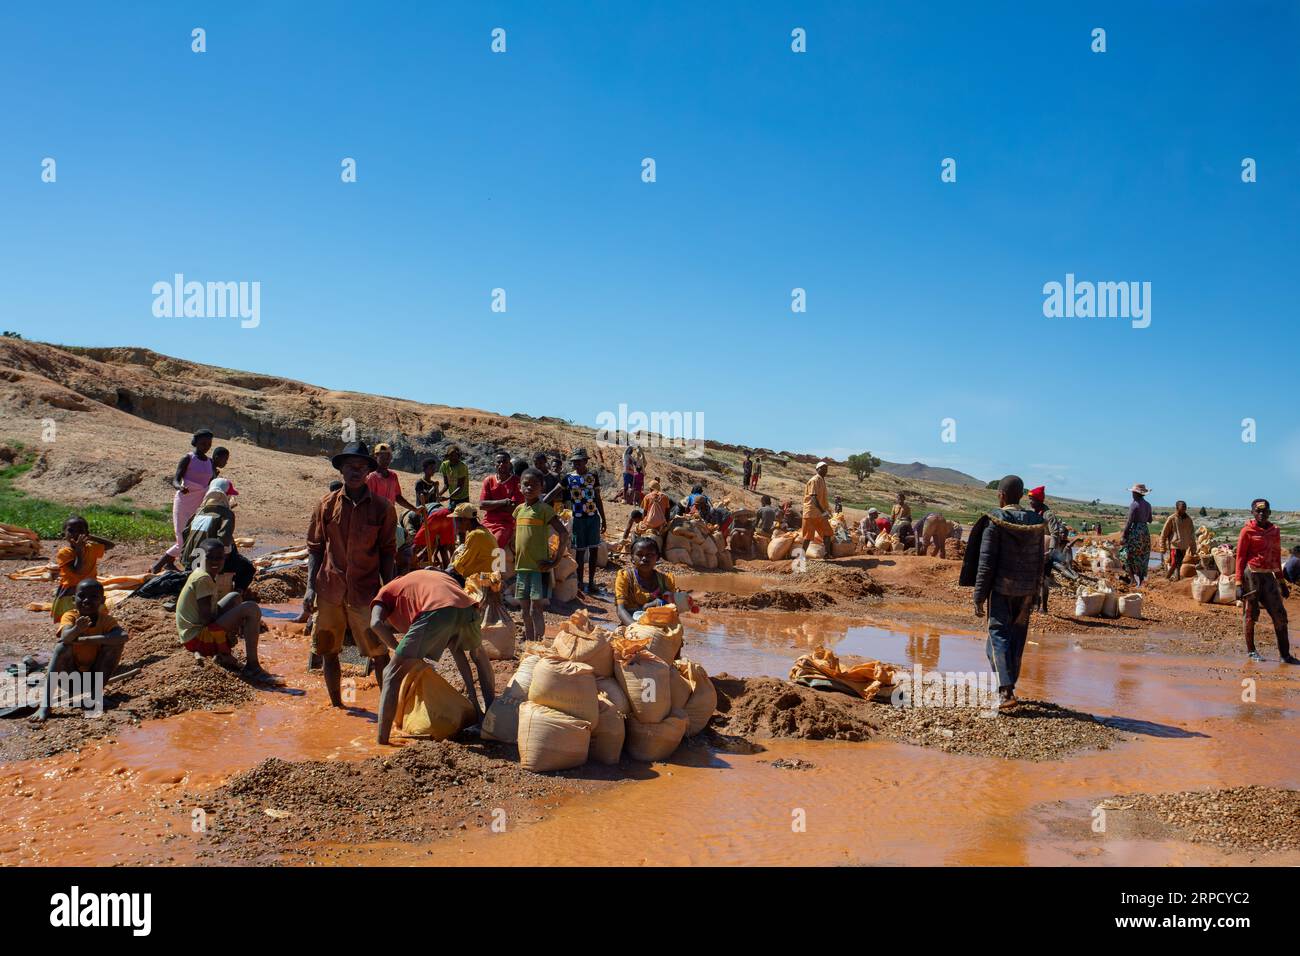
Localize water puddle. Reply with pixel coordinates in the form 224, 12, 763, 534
1, 596, 1296, 866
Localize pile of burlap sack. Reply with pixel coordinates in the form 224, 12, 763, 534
481, 607, 717, 771
1187, 547, 1239, 605
658, 517, 734, 570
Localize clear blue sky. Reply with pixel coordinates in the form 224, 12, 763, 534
2, 2, 1297, 508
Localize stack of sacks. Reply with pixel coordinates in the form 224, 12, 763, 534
484, 607, 715, 768
481, 652, 543, 743
664, 518, 725, 570
611, 635, 687, 761
519, 650, 599, 772
1074, 579, 1119, 618
1211, 544, 1235, 576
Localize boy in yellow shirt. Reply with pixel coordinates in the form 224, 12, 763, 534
31, 579, 128, 722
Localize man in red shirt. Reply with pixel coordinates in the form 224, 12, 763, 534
413, 505, 455, 569
479, 451, 524, 550
1235, 498, 1298, 664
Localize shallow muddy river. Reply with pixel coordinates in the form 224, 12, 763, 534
1, 604, 1296, 866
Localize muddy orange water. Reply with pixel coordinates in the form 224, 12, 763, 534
2, 602, 1297, 866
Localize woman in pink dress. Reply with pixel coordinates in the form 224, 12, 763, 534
151, 430, 217, 572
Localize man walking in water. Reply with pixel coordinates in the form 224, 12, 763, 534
961, 475, 1045, 711
304, 441, 396, 707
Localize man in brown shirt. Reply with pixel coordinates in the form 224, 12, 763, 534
305, 441, 397, 707
1159, 499, 1196, 580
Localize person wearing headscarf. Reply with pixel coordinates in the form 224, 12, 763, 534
179, 477, 255, 593
1120, 483, 1154, 587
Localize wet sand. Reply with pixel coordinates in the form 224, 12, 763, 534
1, 554, 1297, 866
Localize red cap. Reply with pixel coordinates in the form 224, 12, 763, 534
1027, 485, 1046, 502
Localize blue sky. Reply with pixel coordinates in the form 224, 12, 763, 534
2, 2, 1297, 507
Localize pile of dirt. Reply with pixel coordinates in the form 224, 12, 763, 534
870, 699, 1124, 761
785, 562, 884, 601
0, 601, 255, 762
711, 674, 875, 742
711, 674, 1122, 760
192, 739, 606, 860
700, 588, 837, 611
1113, 786, 1300, 852
246, 564, 308, 604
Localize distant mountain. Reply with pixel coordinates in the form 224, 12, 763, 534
876, 460, 985, 488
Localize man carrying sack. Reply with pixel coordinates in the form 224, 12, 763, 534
960, 475, 1045, 711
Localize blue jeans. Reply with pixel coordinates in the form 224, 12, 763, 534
986, 592, 1032, 691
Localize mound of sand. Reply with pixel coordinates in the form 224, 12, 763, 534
700, 588, 837, 611
871, 698, 1124, 761
246, 565, 308, 604
195, 739, 603, 860
711, 673, 1123, 760
711, 674, 875, 742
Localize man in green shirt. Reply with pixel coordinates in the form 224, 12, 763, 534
439, 445, 471, 507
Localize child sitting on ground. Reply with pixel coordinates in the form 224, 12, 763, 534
30, 578, 129, 723
49, 515, 115, 622
175, 539, 273, 683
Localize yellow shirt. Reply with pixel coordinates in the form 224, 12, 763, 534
56, 608, 120, 667
54, 542, 105, 592
803, 474, 829, 514
614, 567, 677, 612
452, 527, 498, 579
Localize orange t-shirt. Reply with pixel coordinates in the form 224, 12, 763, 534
371, 569, 475, 633
56, 608, 119, 667
54, 542, 105, 592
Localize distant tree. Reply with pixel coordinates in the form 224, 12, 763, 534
1, 331, 22, 339
1199, 506, 1207, 517
986, 480, 999, 490
846, 452, 882, 483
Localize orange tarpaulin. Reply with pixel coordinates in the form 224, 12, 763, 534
789, 645, 899, 701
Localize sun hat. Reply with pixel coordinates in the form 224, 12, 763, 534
1130, 483, 1151, 495
453, 503, 478, 519
331, 441, 378, 471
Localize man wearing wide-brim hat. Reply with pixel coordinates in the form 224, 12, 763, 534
544, 447, 607, 595
305, 441, 397, 707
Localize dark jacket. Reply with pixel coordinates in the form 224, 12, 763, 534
961, 507, 1046, 602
